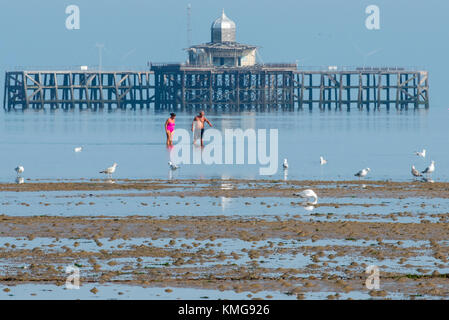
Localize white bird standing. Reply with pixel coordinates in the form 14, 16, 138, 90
100, 163, 118, 178
294, 189, 318, 205
355, 168, 370, 180
168, 161, 179, 170
320, 156, 327, 165
411, 165, 422, 178
15, 166, 24, 177
283, 159, 289, 169
415, 149, 426, 158
74, 147, 83, 153
422, 160, 435, 177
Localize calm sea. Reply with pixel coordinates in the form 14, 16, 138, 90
0, 107, 447, 182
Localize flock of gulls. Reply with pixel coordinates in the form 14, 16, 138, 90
412, 149, 435, 181
12, 146, 436, 206
13, 147, 178, 182
284, 148, 436, 206
283, 148, 435, 182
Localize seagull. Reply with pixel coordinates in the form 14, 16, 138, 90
422, 160, 435, 177
415, 149, 426, 158
320, 156, 327, 165
74, 147, 83, 153
294, 189, 318, 205
283, 159, 289, 169
355, 168, 370, 180
168, 161, 179, 170
100, 163, 118, 178
411, 165, 422, 178
15, 177, 24, 184
15, 166, 24, 177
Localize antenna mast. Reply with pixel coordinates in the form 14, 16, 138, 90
187, 4, 192, 47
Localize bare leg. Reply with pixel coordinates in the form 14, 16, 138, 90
166, 131, 170, 146
169, 131, 174, 146
193, 128, 199, 145
200, 129, 204, 147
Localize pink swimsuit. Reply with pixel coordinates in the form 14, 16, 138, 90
167, 121, 175, 132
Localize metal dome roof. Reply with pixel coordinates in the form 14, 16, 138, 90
211, 10, 236, 30
211, 10, 236, 43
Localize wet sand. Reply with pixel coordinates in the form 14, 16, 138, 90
1, 179, 449, 299
2, 178, 449, 199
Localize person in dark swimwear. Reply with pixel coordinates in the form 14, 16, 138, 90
191, 110, 213, 147
165, 113, 176, 146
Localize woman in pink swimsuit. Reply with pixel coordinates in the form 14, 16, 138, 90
165, 113, 176, 146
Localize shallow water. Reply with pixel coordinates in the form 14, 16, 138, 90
1, 189, 447, 223
1, 282, 433, 300
1, 108, 448, 182
1, 282, 421, 300
0, 283, 296, 300
2, 109, 449, 300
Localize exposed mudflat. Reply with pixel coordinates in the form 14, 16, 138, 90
2, 179, 449, 199
1, 179, 449, 299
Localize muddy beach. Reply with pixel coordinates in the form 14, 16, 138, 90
2, 178, 449, 198
1, 179, 449, 299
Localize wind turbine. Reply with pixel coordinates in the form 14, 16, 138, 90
353, 43, 382, 68
121, 48, 137, 62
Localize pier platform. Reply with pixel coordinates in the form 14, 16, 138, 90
3, 65, 429, 111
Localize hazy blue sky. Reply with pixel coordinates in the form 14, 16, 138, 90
1, 0, 448, 106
